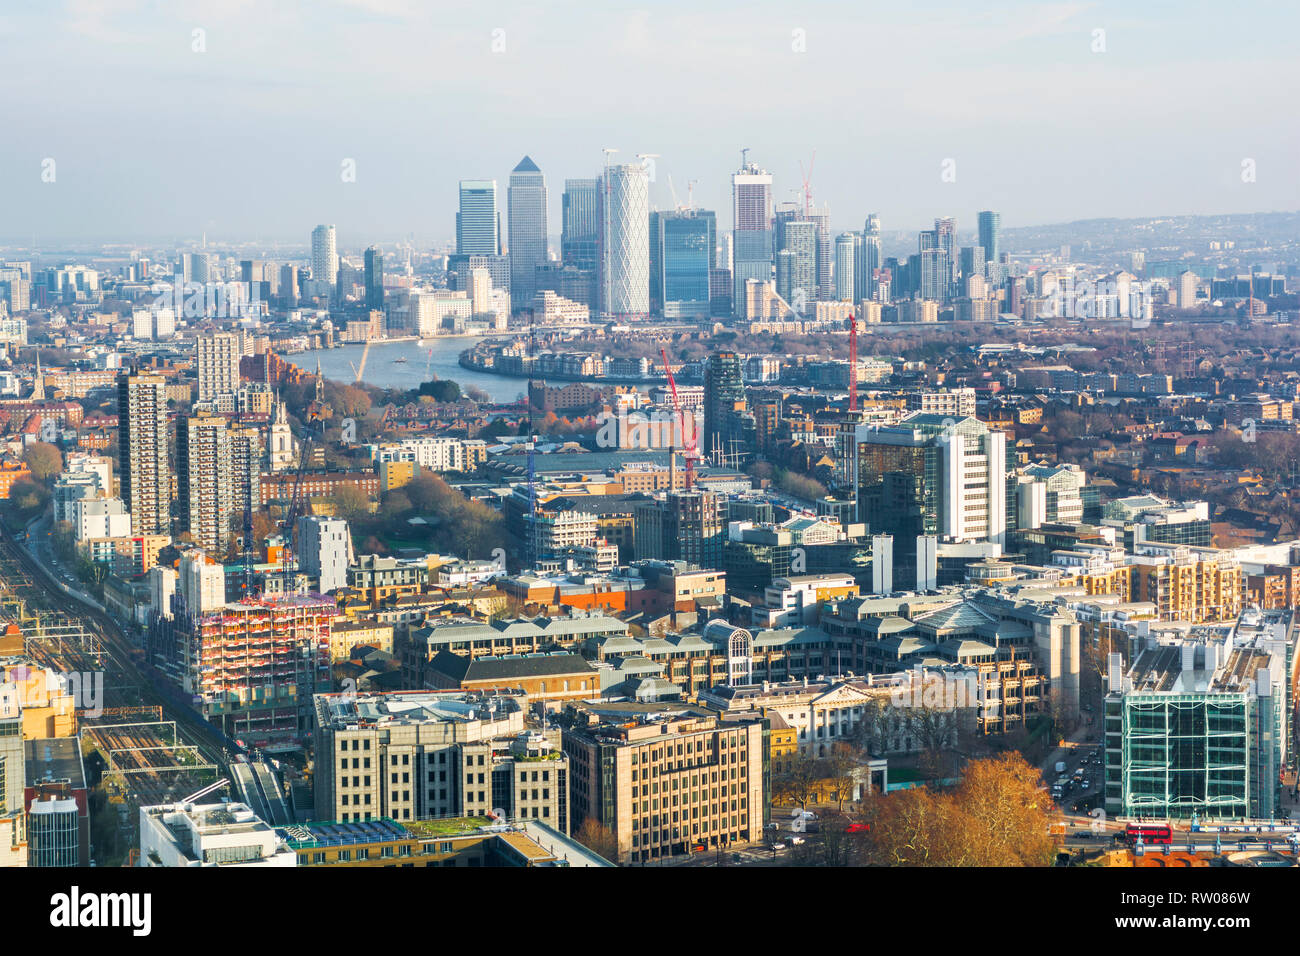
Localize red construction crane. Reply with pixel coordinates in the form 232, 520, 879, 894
660, 348, 698, 491
847, 314, 858, 413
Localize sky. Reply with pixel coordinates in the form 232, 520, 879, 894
4, 0, 1299, 248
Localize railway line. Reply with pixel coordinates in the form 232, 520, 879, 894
0, 531, 231, 813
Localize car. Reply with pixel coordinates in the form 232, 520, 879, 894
790, 837, 805, 845
801, 811, 816, 821
766, 822, 780, 831
769, 842, 786, 851
845, 823, 872, 833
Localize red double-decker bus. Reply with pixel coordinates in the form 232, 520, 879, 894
1123, 823, 1173, 845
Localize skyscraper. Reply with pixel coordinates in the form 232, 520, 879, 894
731, 158, 774, 319
507, 156, 547, 312
857, 214, 881, 302
834, 233, 856, 302
118, 371, 170, 536
776, 220, 816, 312
854, 413, 1009, 548
649, 209, 715, 318
457, 180, 500, 256
599, 163, 650, 318
561, 179, 601, 271
977, 211, 1001, 270
311, 225, 338, 291
364, 246, 384, 312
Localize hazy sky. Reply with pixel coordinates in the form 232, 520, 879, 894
5, 0, 1299, 248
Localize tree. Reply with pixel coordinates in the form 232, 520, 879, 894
416, 379, 461, 403
22, 442, 63, 483
824, 744, 859, 811
860, 753, 1058, 867
330, 484, 371, 523
772, 750, 821, 809
574, 818, 619, 863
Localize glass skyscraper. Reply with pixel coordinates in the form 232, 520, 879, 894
457, 180, 500, 256
561, 179, 600, 271
363, 246, 384, 311
599, 163, 650, 317
650, 209, 715, 318
731, 159, 774, 319
508, 156, 547, 311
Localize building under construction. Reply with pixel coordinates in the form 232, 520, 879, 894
151, 595, 337, 751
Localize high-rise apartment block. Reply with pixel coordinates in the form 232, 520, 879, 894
117, 370, 171, 536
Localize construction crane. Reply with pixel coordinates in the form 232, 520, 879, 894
660, 347, 698, 491
847, 313, 858, 413
349, 337, 374, 384
799, 150, 816, 218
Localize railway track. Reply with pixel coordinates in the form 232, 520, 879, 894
0, 532, 231, 798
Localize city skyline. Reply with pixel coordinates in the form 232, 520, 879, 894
5, 1, 1298, 243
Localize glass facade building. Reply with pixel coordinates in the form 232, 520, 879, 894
649, 209, 714, 319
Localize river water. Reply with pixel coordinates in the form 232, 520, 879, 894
295, 336, 528, 404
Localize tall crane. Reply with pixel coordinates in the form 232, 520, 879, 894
349, 337, 374, 384
847, 313, 858, 413
799, 150, 817, 218
660, 348, 698, 491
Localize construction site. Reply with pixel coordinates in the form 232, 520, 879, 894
149, 593, 337, 752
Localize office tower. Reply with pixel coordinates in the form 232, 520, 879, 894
808, 205, 833, 300
776, 220, 815, 311
507, 156, 547, 311
934, 217, 958, 299
1178, 270, 1198, 308
194, 331, 241, 403
649, 209, 715, 318
834, 233, 857, 302
959, 246, 986, 283
731, 158, 774, 318
364, 247, 384, 312
177, 412, 234, 554
599, 163, 650, 317
854, 412, 1009, 547
311, 224, 338, 290
633, 490, 728, 570
446, 253, 510, 296
561, 178, 601, 271
457, 180, 500, 256
703, 349, 750, 464
297, 516, 353, 594
182, 252, 211, 285
857, 214, 881, 302
279, 264, 298, 307
1104, 613, 1288, 821
977, 211, 1000, 268
118, 371, 170, 536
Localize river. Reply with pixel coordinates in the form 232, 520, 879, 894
295, 336, 528, 404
